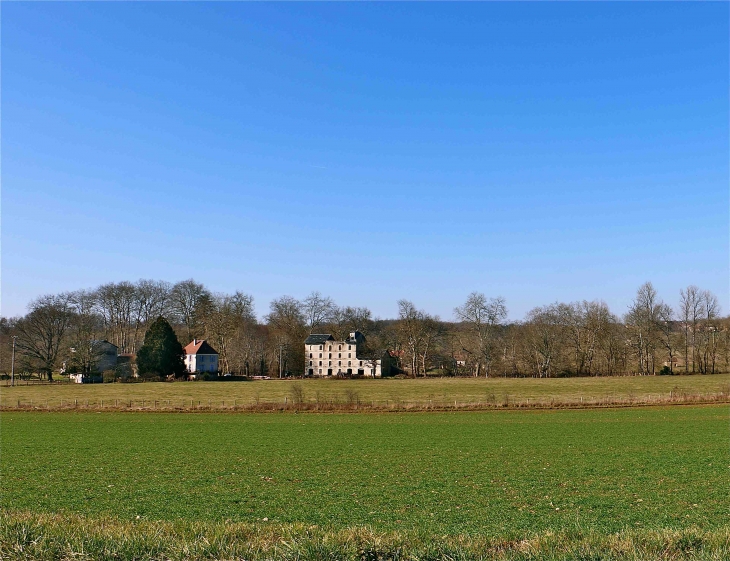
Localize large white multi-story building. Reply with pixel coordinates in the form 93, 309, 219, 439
304, 331, 390, 377
184, 339, 219, 374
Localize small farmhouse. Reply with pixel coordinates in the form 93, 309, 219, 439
93, 340, 119, 372
184, 339, 219, 374
68, 340, 118, 383
304, 331, 391, 378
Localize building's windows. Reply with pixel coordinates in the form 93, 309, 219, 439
309, 353, 312, 358
348, 353, 351, 358
309, 361, 312, 366
339, 345, 342, 350
319, 353, 322, 358
329, 353, 332, 359
348, 361, 351, 367
320, 345, 323, 350
338, 353, 341, 358
348, 345, 351, 350
328, 345, 332, 351
319, 361, 322, 366
328, 361, 331, 366
338, 361, 341, 366
360, 361, 363, 366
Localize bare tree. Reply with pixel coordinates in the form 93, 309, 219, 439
523, 304, 564, 378
14, 294, 75, 381
419, 315, 444, 376
454, 293, 507, 377
205, 291, 256, 373
625, 282, 664, 375
657, 302, 677, 373
696, 290, 720, 374
396, 300, 437, 377
266, 296, 306, 376
94, 281, 137, 352
132, 280, 172, 351
556, 301, 615, 376
302, 292, 336, 334
67, 290, 107, 375
679, 286, 701, 373
170, 279, 211, 342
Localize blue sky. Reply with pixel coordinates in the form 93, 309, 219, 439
2, 3, 728, 321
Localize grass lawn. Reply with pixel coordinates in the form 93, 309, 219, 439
2, 372, 729, 410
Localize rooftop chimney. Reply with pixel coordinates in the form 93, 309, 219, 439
193, 338, 197, 345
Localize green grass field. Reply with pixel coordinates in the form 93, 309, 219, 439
2, 405, 728, 559
3, 373, 729, 410
2, 406, 727, 534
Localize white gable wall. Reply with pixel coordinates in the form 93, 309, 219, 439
185, 353, 219, 373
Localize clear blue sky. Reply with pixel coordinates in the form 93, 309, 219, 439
2, 2, 728, 321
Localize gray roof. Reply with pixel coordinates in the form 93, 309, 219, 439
305, 334, 334, 345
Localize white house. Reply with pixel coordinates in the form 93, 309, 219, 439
184, 339, 219, 374
304, 331, 391, 378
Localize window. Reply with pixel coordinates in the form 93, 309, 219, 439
339, 345, 342, 350
348, 361, 351, 367
328, 353, 331, 359
348, 353, 351, 358
338, 353, 341, 358
338, 361, 341, 366
309, 353, 312, 358
328, 361, 331, 366
309, 361, 312, 366
320, 345, 323, 350
319, 361, 322, 366
319, 353, 322, 358
359, 361, 363, 366
348, 345, 351, 350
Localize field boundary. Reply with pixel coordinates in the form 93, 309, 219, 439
2, 392, 728, 413
2, 510, 729, 561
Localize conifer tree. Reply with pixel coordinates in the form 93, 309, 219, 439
136, 317, 185, 378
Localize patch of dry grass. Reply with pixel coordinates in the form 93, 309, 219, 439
2, 510, 728, 560
2, 373, 729, 412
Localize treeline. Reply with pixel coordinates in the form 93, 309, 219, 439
0, 279, 727, 380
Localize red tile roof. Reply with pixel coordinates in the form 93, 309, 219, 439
184, 339, 219, 355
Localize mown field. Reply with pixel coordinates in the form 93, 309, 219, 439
2, 373, 729, 411
1, 405, 728, 559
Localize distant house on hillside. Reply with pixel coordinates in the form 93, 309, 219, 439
304, 331, 392, 378
184, 339, 219, 374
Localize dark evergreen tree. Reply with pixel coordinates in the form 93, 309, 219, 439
136, 316, 185, 378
